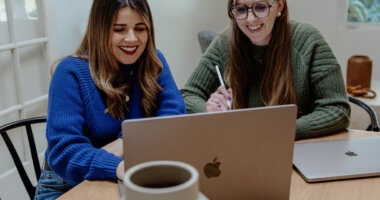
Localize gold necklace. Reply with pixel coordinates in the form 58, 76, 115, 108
125, 69, 134, 102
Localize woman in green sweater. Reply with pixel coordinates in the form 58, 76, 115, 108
181, 0, 350, 139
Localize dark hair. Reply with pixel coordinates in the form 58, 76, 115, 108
225, 0, 296, 108
74, 0, 162, 119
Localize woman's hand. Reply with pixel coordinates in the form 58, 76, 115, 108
116, 160, 125, 181
205, 86, 233, 112
102, 138, 123, 157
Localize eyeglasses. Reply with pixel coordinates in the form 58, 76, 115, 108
231, 0, 279, 20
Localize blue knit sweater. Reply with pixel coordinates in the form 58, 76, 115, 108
45, 50, 186, 186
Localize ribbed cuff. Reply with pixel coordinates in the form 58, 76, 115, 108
193, 101, 206, 113
184, 98, 206, 114
295, 118, 309, 140
85, 150, 123, 180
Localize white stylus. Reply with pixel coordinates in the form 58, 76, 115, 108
215, 65, 231, 109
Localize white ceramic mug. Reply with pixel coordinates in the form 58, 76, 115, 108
123, 161, 208, 200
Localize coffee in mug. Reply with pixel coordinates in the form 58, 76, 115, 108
123, 160, 208, 200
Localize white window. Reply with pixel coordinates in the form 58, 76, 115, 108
0, 0, 56, 198
25, 0, 38, 19
347, 0, 380, 23
0, 0, 6, 22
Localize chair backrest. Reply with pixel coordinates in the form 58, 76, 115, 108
197, 30, 217, 54
349, 96, 379, 132
0, 116, 47, 199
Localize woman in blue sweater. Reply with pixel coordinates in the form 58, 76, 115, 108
34, 0, 185, 199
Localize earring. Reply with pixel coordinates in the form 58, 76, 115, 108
277, 12, 282, 17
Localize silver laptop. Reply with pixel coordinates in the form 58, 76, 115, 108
293, 137, 380, 183
122, 105, 297, 200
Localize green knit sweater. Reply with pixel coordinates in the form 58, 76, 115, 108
181, 21, 350, 139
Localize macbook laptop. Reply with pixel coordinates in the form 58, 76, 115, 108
293, 136, 380, 183
121, 105, 297, 200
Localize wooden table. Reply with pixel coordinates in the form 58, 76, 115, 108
58, 129, 380, 200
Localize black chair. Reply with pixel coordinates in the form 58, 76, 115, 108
0, 116, 47, 199
348, 96, 379, 132
197, 30, 380, 132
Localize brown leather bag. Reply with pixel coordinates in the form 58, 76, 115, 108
346, 55, 376, 99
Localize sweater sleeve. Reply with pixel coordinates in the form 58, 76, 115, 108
293, 23, 350, 139
155, 50, 187, 116
180, 33, 229, 113
46, 58, 122, 185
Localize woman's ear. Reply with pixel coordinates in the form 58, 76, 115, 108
277, 0, 285, 12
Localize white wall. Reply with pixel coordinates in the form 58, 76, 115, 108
288, 0, 380, 82
148, 0, 229, 87
53, 0, 92, 56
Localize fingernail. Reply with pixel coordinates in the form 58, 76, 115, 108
228, 106, 231, 110
228, 96, 232, 101
217, 105, 222, 108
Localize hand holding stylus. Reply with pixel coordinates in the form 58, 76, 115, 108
205, 66, 233, 112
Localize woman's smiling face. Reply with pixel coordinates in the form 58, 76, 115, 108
234, 0, 283, 46
110, 7, 148, 64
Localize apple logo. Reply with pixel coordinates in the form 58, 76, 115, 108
204, 157, 222, 178
345, 151, 358, 156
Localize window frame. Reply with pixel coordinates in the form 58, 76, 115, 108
0, 0, 55, 179
344, 0, 380, 29
0, 0, 49, 119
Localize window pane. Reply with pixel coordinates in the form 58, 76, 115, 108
26, 101, 47, 118
25, 102, 47, 154
0, 0, 6, 22
25, 0, 38, 19
0, 0, 11, 45
347, 0, 380, 23
14, 0, 44, 42
0, 51, 18, 110
19, 44, 49, 101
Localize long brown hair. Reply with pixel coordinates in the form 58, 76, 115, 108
73, 0, 162, 119
226, 0, 296, 108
